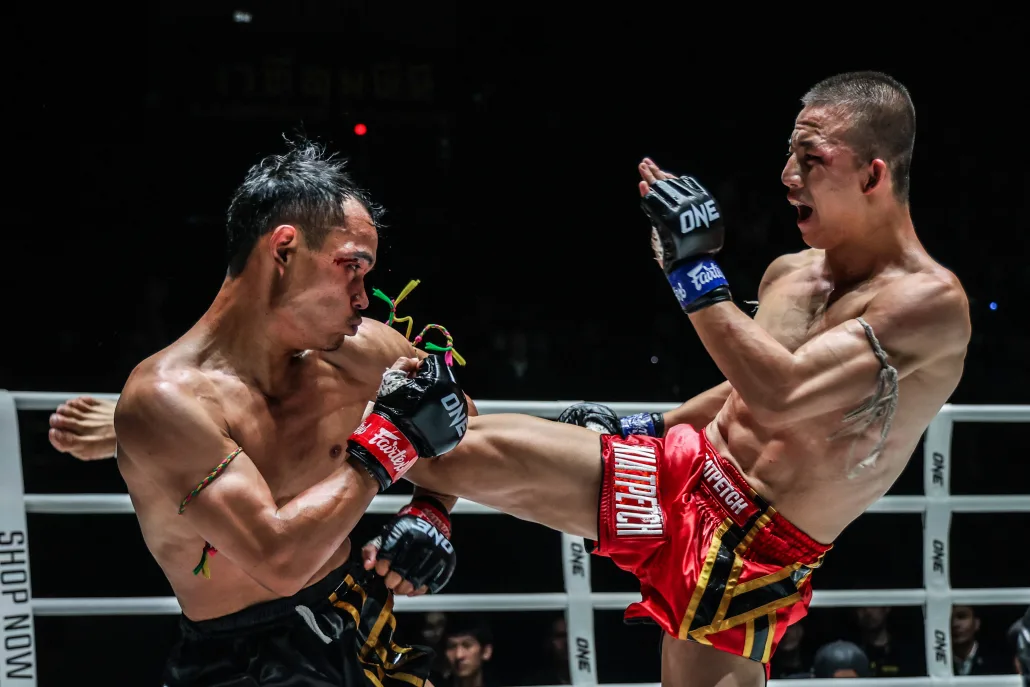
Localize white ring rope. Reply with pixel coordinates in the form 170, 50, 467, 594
2, 391, 1028, 687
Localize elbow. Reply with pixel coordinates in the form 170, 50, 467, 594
253, 522, 312, 598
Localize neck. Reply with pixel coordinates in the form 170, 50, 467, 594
864, 626, 890, 648
194, 271, 303, 397
954, 640, 977, 662
824, 203, 918, 287
455, 673, 485, 687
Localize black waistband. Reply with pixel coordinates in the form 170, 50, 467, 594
180, 563, 355, 638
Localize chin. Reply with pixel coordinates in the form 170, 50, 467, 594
321, 336, 346, 352
798, 222, 841, 250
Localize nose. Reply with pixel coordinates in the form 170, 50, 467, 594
781, 154, 801, 189
353, 284, 369, 311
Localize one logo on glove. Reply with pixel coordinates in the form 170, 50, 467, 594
440, 393, 468, 438
411, 517, 455, 554
686, 262, 726, 291
679, 200, 720, 234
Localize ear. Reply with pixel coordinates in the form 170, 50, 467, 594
482, 644, 493, 662
863, 159, 888, 194
268, 225, 299, 274
973, 617, 981, 634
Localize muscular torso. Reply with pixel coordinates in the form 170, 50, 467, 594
706, 250, 967, 543
117, 319, 411, 620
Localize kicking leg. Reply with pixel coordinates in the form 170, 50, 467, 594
405, 414, 603, 539
661, 635, 766, 687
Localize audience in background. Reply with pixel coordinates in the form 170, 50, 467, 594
524, 616, 570, 685
419, 612, 452, 686
851, 606, 925, 677
443, 615, 497, 687
952, 605, 1011, 676
812, 640, 871, 678
769, 624, 810, 679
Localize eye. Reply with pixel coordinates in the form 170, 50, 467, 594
804, 154, 821, 164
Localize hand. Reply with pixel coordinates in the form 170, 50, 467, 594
558, 402, 666, 437
637, 157, 678, 197
557, 402, 622, 434
361, 496, 455, 595
639, 166, 733, 313
48, 396, 118, 461
347, 355, 469, 492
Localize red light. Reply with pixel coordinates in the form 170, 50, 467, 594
354, 123, 367, 136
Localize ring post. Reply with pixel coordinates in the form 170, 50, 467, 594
562, 533, 598, 685
923, 405, 954, 680
0, 391, 37, 686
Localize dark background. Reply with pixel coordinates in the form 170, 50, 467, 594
6, 3, 1028, 684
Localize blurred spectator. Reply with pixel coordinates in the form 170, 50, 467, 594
813, 640, 871, 678
852, 606, 924, 677
769, 623, 810, 679
525, 615, 570, 685
444, 615, 498, 687
952, 605, 1011, 675
1008, 617, 1025, 677
419, 612, 452, 686
1011, 606, 1030, 684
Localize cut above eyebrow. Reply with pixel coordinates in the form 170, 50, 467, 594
351, 250, 375, 267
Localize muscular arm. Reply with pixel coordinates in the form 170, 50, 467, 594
659, 256, 798, 433
115, 378, 380, 597
662, 381, 733, 431
685, 272, 969, 429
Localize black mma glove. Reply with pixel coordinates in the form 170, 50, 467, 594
641, 176, 733, 313
370, 495, 456, 594
559, 403, 665, 438
348, 355, 469, 492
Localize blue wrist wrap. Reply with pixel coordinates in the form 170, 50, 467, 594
667, 258, 729, 311
620, 412, 657, 437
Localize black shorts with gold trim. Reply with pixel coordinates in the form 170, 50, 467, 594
163, 563, 434, 687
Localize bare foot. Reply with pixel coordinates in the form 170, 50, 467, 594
49, 396, 117, 461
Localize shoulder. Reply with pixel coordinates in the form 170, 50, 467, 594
867, 266, 970, 356
320, 318, 417, 377
116, 357, 226, 453
758, 249, 819, 297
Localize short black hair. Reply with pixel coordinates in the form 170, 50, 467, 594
802, 71, 916, 202
225, 136, 383, 277
445, 615, 493, 647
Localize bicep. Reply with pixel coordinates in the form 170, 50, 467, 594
116, 386, 281, 570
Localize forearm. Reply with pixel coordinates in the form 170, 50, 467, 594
687, 302, 795, 413
269, 458, 380, 586
663, 381, 733, 431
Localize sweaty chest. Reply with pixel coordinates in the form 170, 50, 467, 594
229, 371, 378, 506
758, 275, 873, 351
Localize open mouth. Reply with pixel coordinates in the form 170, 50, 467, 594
796, 204, 814, 222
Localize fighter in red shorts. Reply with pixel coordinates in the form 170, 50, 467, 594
386, 71, 972, 686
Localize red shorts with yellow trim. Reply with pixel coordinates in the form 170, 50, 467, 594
593, 424, 831, 672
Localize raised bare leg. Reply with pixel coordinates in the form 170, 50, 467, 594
404, 413, 603, 539
661, 635, 766, 687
